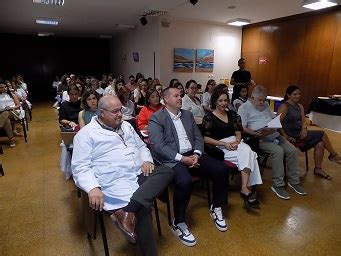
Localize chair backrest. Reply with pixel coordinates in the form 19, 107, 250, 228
60, 132, 77, 145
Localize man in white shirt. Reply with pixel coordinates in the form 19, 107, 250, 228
238, 86, 306, 200
72, 95, 173, 255
148, 87, 229, 247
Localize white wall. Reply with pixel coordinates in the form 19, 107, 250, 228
111, 17, 160, 80
159, 20, 242, 88
111, 18, 242, 89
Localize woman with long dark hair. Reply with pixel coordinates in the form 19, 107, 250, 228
278, 85, 341, 180
202, 89, 262, 208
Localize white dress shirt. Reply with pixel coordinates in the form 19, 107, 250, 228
165, 108, 201, 161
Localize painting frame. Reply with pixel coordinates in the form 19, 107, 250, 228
173, 48, 195, 72
195, 49, 214, 72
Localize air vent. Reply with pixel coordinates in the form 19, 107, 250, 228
142, 10, 168, 17
33, 0, 65, 6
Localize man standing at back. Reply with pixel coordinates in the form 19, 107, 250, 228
72, 95, 173, 255
148, 87, 229, 247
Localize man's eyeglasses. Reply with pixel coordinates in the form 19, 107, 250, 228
101, 107, 123, 115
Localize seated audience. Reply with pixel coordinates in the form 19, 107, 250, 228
71, 95, 173, 254
104, 78, 117, 96
137, 88, 162, 131
238, 85, 306, 200
59, 85, 81, 129
78, 90, 99, 129
202, 90, 262, 208
168, 78, 179, 88
277, 85, 341, 180
201, 79, 216, 112
135, 79, 149, 110
148, 87, 229, 247
172, 82, 185, 98
125, 75, 137, 92
231, 84, 248, 111
117, 87, 135, 121
14, 75, 28, 91
155, 84, 163, 96
181, 80, 205, 124
0, 80, 18, 147
91, 78, 104, 96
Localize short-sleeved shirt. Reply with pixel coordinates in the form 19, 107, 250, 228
238, 100, 279, 141
231, 69, 251, 85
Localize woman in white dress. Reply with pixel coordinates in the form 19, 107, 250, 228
202, 89, 262, 208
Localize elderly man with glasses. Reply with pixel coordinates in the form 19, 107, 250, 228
72, 95, 173, 255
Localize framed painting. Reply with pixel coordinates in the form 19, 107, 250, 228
173, 48, 194, 72
195, 49, 214, 72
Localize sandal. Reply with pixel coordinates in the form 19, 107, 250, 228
240, 192, 260, 209
328, 153, 341, 164
313, 168, 332, 180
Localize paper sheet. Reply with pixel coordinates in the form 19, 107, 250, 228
265, 114, 282, 128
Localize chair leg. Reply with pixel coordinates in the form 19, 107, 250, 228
305, 151, 309, 172
166, 190, 172, 227
153, 200, 162, 237
77, 187, 81, 198
97, 211, 110, 256
21, 119, 27, 142
0, 164, 4, 176
25, 117, 29, 131
205, 178, 212, 208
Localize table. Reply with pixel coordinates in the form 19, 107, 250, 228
307, 98, 341, 133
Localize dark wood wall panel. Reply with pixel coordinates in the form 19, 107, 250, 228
242, 8, 341, 109
327, 15, 341, 94
0, 34, 111, 102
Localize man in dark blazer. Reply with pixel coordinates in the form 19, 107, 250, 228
148, 87, 229, 247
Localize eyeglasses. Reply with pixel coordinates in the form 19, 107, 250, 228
101, 107, 122, 115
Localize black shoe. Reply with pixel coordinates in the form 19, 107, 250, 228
240, 192, 260, 209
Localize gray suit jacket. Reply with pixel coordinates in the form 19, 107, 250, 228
148, 107, 204, 167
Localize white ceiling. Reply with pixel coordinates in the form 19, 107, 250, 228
0, 0, 331, 37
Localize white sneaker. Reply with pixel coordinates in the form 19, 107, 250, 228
210, 205, 228, 231
171, 220, 196, 247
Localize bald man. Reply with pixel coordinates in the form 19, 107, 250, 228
72, 95, 173, 255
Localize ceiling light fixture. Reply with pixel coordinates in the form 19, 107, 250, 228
190, 0, 198, 5
115, 24, 136, 29
99, 35, 112, 39
227, 18, 251, 26
38, 32, 54, 36
33, 0, 64, 6
302, 0, 337, 10
36, 18, 59, 25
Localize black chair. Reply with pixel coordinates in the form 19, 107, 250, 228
0, 146, 4, 176
79, 188, 166, 256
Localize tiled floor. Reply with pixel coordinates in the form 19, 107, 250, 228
0, 103, 340, 256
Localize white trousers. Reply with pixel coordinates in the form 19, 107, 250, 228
219, 136, 263, 186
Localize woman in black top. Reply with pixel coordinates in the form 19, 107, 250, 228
59, 84, 81, 129
202, 89, 262, 208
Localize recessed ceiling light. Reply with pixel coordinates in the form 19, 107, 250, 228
33, 0, 64, 6
227, 18, 250, 26
99, 35, 112, 39
302, 0, 337, 10
115, 24, 136, 29
38, 32, 54, 36
36, 18, 59, 25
